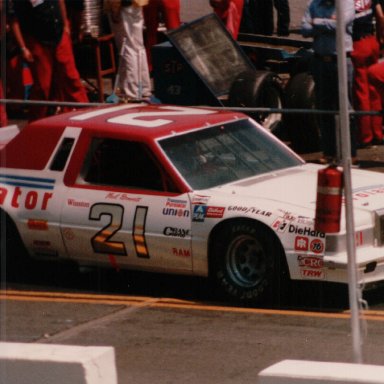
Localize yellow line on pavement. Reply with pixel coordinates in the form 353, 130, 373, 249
2, 289, 384, 321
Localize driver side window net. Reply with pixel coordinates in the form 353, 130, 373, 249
82, 138, 165, 191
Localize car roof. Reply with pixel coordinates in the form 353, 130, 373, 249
1, 104, 249, 170
39, 104, 247, 140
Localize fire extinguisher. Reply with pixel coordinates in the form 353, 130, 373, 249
315, 164, 343, 233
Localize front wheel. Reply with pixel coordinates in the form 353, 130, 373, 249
210, 221, 285, 304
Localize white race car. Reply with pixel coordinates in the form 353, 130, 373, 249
1, 104, 384, 303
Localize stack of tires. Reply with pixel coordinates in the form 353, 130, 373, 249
228, 69, 320, 154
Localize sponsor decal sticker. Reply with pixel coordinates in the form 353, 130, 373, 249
193, 205, 206, 222
192, 206, 225, 221
277, 209, 296, 221
172, 248, 191, 257
298, 255, 325, 280
67, 199, 90, 208
163, 227, 190, 238
165, 198, 187, 208
297, 216, 314, 225
298, 255, 324, 269
27, 219, 48, 230
288, 224, 325, 238
163, 207, 190, 217
206, 206, 225, 218
191, 194, 210, 205
272, 218, 289, 233
310, 239, 325, 254
295, 236, 309, 251
300, 269, 325, 279
228, 206, 272, 217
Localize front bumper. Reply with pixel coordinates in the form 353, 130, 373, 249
286, 246, 384, 287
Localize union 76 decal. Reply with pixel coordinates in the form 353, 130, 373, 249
89, 203, 150, 258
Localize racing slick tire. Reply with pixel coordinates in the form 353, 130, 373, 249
228, 70, 285, 139
0, 211, 31, 279
283, 71, 320, 153
210, 220, 287, 304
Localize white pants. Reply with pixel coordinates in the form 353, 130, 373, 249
109, 6, 152, 99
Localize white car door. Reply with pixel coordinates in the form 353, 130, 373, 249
60, 137, 193, 273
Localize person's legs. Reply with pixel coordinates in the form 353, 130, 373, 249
351, 36, 380, 145
249, 0, 273, 35
120, 6, 152, 99
161, 0, 180, 30
0, 82, 7, 127
54, 31, 89, 109
25, 37, 53, 121
312, 59, 338, 158
143, 0, 161, 70
274, 0, 290, 36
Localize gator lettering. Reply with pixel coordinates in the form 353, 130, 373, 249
0, 186, 53, 210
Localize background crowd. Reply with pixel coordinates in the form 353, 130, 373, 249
1, 0, 384, 164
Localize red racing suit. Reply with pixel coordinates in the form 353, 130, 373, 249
7, 0, 88, 122
210, 0, 244, 40
144, 0, 181, 70
351, 0, 383, 145
0, 82, 7, 127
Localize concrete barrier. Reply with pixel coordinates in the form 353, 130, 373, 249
0, 342, 117, 384
258, 359, 384, 384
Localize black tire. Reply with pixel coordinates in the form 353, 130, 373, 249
283, 71, 320, 153
228, 70, 285, 138
210, 220, 286, 304
0, 211, 30, 279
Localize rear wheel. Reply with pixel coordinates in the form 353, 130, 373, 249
0, 212, 30, 279
210, 221, 286, 304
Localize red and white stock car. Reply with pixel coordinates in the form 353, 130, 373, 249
2, 104, 384, 303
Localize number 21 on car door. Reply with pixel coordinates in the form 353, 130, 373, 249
60, 188, 193, 273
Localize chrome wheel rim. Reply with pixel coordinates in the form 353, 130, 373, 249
226, 235, 267, 288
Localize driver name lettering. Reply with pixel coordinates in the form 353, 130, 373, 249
105, 192, 141, 202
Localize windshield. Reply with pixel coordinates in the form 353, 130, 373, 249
159, 119, 303, 189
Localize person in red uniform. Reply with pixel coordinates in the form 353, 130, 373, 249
0, 1, 7, 127
367, 1, 384, 145
351, 0, 384, 146
210, 0, 244, 40
7, 0, 88, 122
0, 83, 7, 128
144, 0, 181, 70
